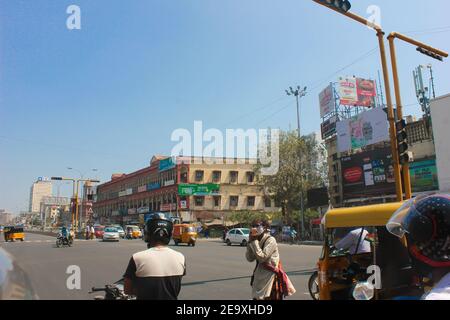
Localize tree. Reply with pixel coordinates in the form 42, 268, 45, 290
255, 130, 328, 225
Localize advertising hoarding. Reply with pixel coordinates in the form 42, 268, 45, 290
178, 184, 220, 196
337, 107, 389, 152
321, 115, 338, 140
338, 78, 377, 107
341, 148, 396, 200
319, 84, 336, 118
160, 203, 177, 212
409, 159, 439, 193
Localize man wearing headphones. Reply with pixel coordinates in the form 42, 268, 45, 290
123, 213, 186, 300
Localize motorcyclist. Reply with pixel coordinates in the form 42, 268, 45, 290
123, 213, 186, 300
60, 226, 69, 242
387, 194, 450, 300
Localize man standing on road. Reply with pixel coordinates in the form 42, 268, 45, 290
123, 213, 186, 300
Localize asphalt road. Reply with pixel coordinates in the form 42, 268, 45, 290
0, 232, 321, 300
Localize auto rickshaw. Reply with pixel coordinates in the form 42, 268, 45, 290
172, 224, 197, 246
125, 225, 142, 239
309, 202, 424, 300
3, 226, 25, 242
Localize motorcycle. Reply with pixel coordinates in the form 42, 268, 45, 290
56, 233, 73, 248
89, 279, 136, 300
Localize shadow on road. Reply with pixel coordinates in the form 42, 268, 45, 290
182, 268, 316, 287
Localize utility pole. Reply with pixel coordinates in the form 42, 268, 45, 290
286, 86, 307, 240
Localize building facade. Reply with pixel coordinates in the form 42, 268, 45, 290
0, 209, 14, 225
29, 178, 53, 213
93, 155, 280, 225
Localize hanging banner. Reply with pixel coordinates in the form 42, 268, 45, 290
337, 107, 389, 152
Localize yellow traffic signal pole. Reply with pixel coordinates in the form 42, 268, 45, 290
387, 32, 448, 200
312, 1, 403, 201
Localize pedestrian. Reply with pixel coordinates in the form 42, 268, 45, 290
246, 219, 296, 300
90, 225, 95, 240
123, 213, 186, 300
387, 194, 450, 300
85, 225, 90, 240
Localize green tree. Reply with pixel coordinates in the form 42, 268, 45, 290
255, 130, 328, 225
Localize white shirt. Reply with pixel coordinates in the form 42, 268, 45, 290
423, 273, 450, 300
335, 228, 371, 254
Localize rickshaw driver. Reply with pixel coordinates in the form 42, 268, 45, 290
387, 194, 450, 300
334, 227, 372, 255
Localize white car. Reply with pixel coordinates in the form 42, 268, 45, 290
225, 228, 250, 246
102, 227, 120, 242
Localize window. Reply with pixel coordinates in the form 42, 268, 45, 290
214, 196, 221, 207
264, 197, 272, 208
194, 196, 204, 206
230, 196, 239, 207
230, 171, 238, 183
180, 172, 188, 183
246, 172, 255, 183
212, 171, 222, 183
247, 196, 255, 207
229, 229, 236, 235
195, 170, 204, 182
236, 230, 243, 235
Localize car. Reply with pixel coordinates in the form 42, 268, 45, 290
94, 226, 105, 239
102, 227, 120, 242
225, 228, 250, 246
109, 225, 125, 238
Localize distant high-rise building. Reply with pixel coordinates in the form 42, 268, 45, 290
29, 178, 53, 213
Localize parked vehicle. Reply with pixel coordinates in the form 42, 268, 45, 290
225, 228, 250, 246
103, 227, 120, 242
94, 226, 105, 239
173, 224, 197, 246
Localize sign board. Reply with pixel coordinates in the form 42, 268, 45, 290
178, 184, 220, 196
410, 159, 439, 193
321, 115, 338, 140
341, 148, 396, 200
128, 208, 137, 215
160, 203, 177, 212
159, 157, 176, 172
180, 200, 188, 209
319, 84, 336, 118
164, 180, 175, 187
137, 185, 147, 193
137, 207, 150, 214
337, 107, 389, 152
147, 182, 161, 191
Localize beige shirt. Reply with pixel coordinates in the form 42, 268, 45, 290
245, 233, 279, 300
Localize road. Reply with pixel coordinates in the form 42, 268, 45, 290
0, 232, 321, 300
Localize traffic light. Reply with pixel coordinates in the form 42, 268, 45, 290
417, 47, 444, 62
318, 0, 352, 13
396, 119, 413, 165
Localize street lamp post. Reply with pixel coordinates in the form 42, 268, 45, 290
312, 0, 404, 201
286, 86, 307, 240
387, 32, 448, 200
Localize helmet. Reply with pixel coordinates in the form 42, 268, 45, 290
145, 213, 173, 245
387, 194, 450, 275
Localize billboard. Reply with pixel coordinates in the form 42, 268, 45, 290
336, 107, 389, 152
319, 84, 336, 118
341, 148, 396, 200
410, 159, 439, 193
338, 78, 377, 107
321, 115, 338, 140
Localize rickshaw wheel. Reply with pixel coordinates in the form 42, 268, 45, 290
308, 271, 320, 301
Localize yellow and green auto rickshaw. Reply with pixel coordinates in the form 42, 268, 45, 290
3, 226, 25, 242
308, 202, 424, 300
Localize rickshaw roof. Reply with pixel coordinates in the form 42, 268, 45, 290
323, 202, 404, 228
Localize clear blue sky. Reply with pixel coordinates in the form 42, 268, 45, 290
1, 0, 450, 213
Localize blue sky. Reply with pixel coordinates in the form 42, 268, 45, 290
1, 0, 450, 213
